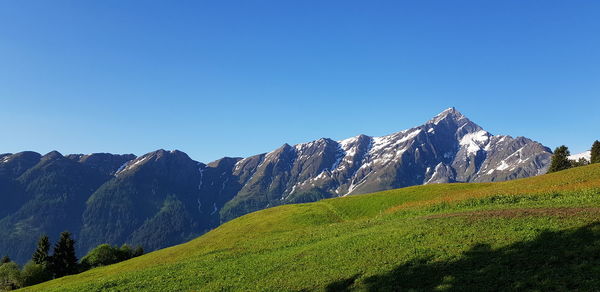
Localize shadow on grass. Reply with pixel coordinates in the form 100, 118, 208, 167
325, 274, 361, 292
330, 222, 600, 291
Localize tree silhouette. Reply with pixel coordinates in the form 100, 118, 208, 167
547, 145, 571, 173
32, 235, 51, 266
51, 231, 78, 277
591, 140, 600, 164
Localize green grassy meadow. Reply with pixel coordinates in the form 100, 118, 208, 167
23, 164, 600, 291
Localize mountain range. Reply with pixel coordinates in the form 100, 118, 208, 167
0, 108, 552, 264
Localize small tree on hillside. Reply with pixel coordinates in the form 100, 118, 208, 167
21, 261, 52, 287
119, 244, 133, 262
591, 140, 600, 164
80, 244, 145, 270
547, 145, 571, 173
0, 262, 21, 290
1, 256, 10, 264
80, 244, 122, 268
571, 158, 589, 167
32, 235, 51, 267
132, 246, 144, 258
50, 231, 78, 278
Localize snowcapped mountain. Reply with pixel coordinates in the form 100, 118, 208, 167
219, 108, 552, 220
569, 151, 591, 162
0, 108, 552, 264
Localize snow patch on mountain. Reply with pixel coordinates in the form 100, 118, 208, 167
460, 130, 491, 155
569, 151, 591, 161
496, 161, 510, 171
116, 154, 152, 175
1, 156, 11, 163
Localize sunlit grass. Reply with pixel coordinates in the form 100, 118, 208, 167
22, 164, 600, 291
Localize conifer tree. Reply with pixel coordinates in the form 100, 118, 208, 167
547, 145, 572, 173
51, 231, 78, 278
32, 235, 51, 266
591, 140, 600, 164
0, 256, 10, 264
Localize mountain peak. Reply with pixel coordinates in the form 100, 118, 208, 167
426, 107, 467, 124
114, 149, 193, 175
144, 149, 188, 159
41, 150, 64, 161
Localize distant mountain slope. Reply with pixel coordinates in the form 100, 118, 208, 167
0, 108, 552, 264
0, 152, 126, 263
23, 164, 600, 292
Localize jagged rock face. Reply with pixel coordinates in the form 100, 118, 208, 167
0, 108, 552, 264
220, 108, 552, 221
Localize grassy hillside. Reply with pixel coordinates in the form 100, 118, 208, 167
23, 164, 600, 291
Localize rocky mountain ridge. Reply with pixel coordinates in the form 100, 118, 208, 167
0, 108, 552, 264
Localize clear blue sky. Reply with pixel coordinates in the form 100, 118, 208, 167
1, 1, 599, 162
